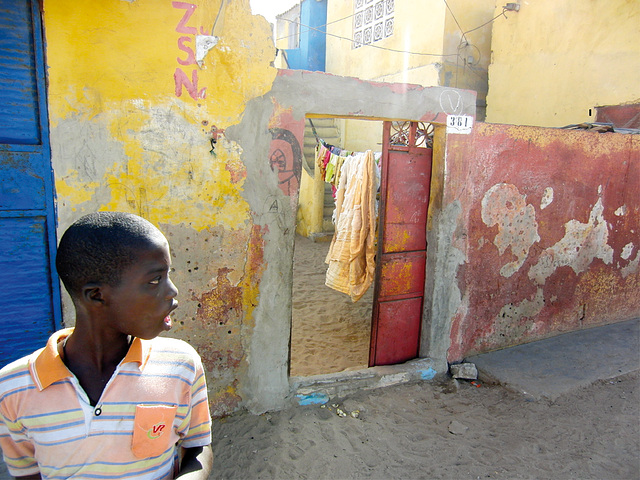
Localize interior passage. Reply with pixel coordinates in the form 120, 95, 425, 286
290, 235, 373, 377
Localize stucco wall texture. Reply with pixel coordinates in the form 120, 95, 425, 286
486, 0, 640, 127
40, 0, 637, 416
442, 123, 639, 362
42, 0, 478, 415
44, 0, 278, 416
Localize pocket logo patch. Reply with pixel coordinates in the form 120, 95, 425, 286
132, 404, 177, 458
147, 423, 166, 439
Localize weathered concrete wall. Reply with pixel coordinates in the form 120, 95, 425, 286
43, 0, 477, 415
231, 71, 475, 412
437, 123, 639, 362
44, 0, 278, 417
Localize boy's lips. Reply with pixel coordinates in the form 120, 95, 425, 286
163, 301, 178, 330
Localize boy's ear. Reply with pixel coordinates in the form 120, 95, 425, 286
81, 283, 106, 305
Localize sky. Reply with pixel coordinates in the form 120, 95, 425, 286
249, 0, 300, 25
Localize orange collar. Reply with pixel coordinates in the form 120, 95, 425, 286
30, 328, 149, 390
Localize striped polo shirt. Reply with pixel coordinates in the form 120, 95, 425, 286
0, 329, 212, 479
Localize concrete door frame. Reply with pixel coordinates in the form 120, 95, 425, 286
228, 69, 476, 413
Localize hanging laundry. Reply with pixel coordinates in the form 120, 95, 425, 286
325, 150, 378, 302
315, 142, 331, 181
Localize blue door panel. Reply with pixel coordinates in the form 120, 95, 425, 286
0, 216, 54, 362
0, 150, 46, 210
0, 0, 61, 367
0, 1, 40, 145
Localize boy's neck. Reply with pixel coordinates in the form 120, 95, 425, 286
63, 324, 133, 405
66, 326, 132, 370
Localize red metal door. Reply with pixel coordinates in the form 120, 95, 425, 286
369, 122, 432, 366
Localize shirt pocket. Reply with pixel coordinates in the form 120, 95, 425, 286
131, 404, 178, 459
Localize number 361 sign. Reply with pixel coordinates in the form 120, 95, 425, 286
446, 115, 474, 134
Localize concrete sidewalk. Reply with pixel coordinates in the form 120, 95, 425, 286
467, 318, 640, 400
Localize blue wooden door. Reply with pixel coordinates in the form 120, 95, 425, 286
0, 0, 61, 367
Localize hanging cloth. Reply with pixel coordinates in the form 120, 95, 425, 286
325, 150, 377, 302
315, 142, 331, 181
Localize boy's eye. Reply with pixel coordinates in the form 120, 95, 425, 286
149, 276, 161, 285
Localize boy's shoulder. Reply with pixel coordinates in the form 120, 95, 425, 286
146, 336, 203, 365
149, 335, 197, 353
0, 349, 40, 397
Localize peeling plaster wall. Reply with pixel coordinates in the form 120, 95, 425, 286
443, 123, 639, 361
44, 0, 477, 416
231, 71, 475, 412
44, 0, 278, 416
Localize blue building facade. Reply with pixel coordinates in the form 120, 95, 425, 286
283, 0, 327, 72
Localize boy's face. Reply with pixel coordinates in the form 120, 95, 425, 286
104, 234, 178, 340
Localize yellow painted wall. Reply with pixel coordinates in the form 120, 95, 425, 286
441, 0, 495, 119
342, 119, 383, 153
326, 0, 447, 83
325, 0, 494, 97
486, 0, 640, 127
296, 166, 324, 237
43, 0, 277, 415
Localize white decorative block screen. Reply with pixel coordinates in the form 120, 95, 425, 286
353, 0, 394, 48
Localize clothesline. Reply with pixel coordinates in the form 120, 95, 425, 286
307, 126, 381, 302
324, 149, 378, 303
314, 137, 381, 198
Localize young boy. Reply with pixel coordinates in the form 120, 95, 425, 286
0, 212, 212, 479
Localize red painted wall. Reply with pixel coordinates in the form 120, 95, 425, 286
445, 123, 639, 361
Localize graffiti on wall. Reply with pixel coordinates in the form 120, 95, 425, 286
268, 127, 302, 197
173, 1, 208, 100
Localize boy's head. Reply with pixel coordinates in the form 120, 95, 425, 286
56, 212, 167, 298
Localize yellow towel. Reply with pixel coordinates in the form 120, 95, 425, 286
325, 150, 377, 302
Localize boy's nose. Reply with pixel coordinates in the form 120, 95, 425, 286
167, 277, 179, 298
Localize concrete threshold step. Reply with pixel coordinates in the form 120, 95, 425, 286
289, 357, 446, 406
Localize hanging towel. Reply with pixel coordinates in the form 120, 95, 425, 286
315, 143, 331, 181
325, 150, 377, 302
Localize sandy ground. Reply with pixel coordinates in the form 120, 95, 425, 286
209, 372, 639, 480
1, 372, 638, 479
211, 234, 639, 479
290, 235, 373, 377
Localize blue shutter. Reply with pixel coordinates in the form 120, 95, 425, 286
0, 0, 61, 367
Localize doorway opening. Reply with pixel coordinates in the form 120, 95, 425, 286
290, 117, 382, 377
290, 117, 434, 378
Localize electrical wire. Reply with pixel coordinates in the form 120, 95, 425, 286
278, 18, 459, 58
442, 1, 509, 86
211, 0, 225, 36
275, 11, 357, 43
463, 9, 508, 36
443, 0, 468, 44
275, 5, 509, 61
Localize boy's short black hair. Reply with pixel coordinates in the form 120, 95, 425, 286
56, 212, 163, 297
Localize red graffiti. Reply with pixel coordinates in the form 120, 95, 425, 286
177, 36, 196, 65
173, 1, 198, 35
174, 68, 206, 99
172, 2, 209, 100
